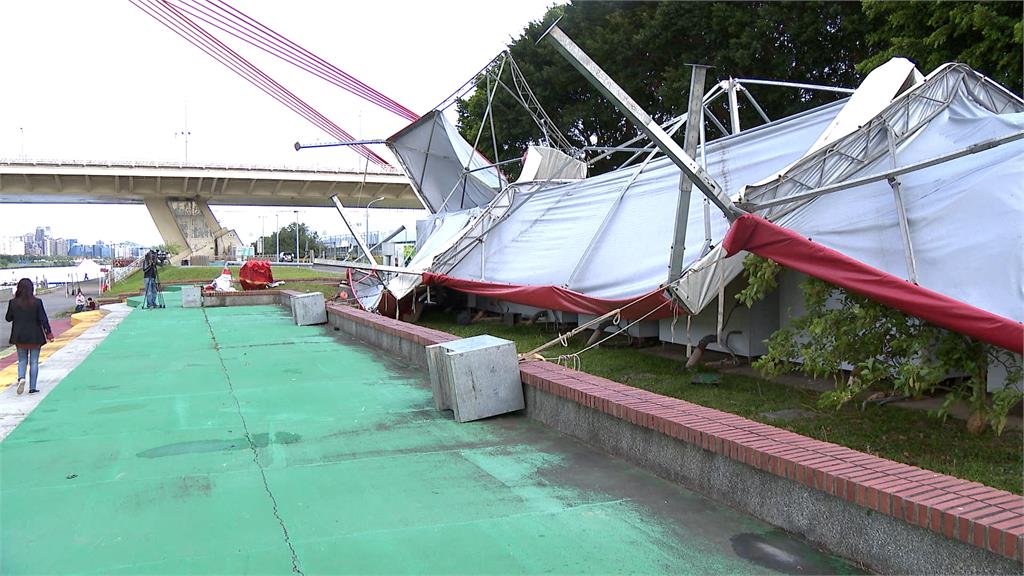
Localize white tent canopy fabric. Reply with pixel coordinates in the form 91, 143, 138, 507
429, 99, 845, 303
359, 58, 1022, 344
742, 66, 1024, 323
386, 110, 506, 214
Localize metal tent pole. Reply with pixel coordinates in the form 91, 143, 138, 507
331, 195, 378, 265
668, 64, 711, 283
749, 129, 1024, 211
539, 24, 741, 220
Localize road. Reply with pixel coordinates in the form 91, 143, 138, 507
1, 278, 101, 346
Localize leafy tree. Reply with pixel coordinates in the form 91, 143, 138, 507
458, 1, 871, 176
739, 256, 1023, 435
859, 1, 1023, 94
154, 243, 183, 255
253, 223, 325, 259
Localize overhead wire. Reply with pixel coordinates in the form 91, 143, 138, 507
167, 0, 418, 121
130, 0, 389, 166
210, 0, 416, 120
135, 0, 349, 148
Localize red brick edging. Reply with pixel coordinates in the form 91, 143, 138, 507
322, 303, 1024, 562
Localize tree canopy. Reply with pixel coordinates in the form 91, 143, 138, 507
860, 1, 1023, 93
457, 1, 1022, 177
253, 223, 325, 259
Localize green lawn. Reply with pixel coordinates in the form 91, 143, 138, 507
278, 280, 347, 300
110, 265, 342, 294
419, 310, 1023, 495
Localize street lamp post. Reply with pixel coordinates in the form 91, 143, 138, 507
275, 214, 280, 261
259, 215, 265, 256
365, 196, 385, 248
293, 210, 299, 262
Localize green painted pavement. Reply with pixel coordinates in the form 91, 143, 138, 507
1, 300, 861, 574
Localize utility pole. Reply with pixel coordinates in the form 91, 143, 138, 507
275, 213, 280, 261
175, 104, 191, 163
260, 215, 265, 256
294, 210, 299, 261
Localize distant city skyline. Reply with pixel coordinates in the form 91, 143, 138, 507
3, 223, 148, 247
0, 223, 152, 259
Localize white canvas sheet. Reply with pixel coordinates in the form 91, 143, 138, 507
387, 111, 506, 213
772, 83, 1024, 321
437, 100, 845, 300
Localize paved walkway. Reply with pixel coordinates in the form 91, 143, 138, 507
0, 306, 131, 440
0, 298, 859, 574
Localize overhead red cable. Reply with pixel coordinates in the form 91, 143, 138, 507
169, 0, 418, 121
130, 0, 390, 166
152, 0, 387, 164
201, 0, 419, 121
135, 0, 373, 159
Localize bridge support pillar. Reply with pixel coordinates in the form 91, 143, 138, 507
144, 198, 243, 264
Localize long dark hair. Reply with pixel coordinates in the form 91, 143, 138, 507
13, 278, 37, 306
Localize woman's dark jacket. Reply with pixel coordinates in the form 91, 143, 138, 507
5, 298, 52, 346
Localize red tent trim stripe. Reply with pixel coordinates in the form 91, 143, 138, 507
421, 273, 680, 320
723, 214, 1023, 353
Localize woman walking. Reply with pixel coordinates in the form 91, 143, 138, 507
5, 278, 54, 395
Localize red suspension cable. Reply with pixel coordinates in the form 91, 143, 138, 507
207, 0, 419, 121
131, 0, 390, 166
170, 0, 418, 121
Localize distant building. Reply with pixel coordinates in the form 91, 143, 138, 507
111, 242, 138, 258
19, 233, 38, 256
69, 244, 94, 258
53, 238, 69, 257
0, 237, 26, 256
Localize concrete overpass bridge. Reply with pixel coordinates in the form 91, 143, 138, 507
0, 160, 419, 261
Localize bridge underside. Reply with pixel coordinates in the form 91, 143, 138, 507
0, 162, 420, 261
0, 163, 420, 208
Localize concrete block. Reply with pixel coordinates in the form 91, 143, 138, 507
181, 285, 203, 308
425, 344, 451, 411
428, 335, 524, 422
291, 292, 327, 325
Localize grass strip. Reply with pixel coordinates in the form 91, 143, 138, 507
110, 265, 341, 294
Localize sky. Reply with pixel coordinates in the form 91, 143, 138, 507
0, 0, 557, 247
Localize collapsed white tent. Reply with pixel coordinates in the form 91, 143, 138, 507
353, 56, 1022, 356
418, 98, 846, 317
712, 63, 1024, 352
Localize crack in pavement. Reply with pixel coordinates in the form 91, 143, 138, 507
202, 308, 304, 575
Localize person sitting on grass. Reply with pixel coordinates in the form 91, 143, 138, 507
74, 289, 86, 312
86, 297, 97, 311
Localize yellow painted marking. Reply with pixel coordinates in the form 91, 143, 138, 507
0, 310, 108, 391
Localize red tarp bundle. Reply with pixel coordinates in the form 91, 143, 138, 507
723, 214, 1023, 353
239, 260, 274, 290
421, 272, 679, 320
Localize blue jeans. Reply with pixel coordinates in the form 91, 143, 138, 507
17, 348, 41, 392
144, 277, 158, 308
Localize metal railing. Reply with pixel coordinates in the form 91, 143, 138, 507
104, 255, 145, 292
